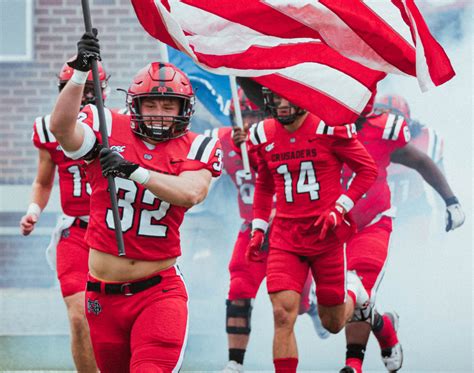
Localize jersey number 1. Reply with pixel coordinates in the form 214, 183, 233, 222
276, 161, 320, 203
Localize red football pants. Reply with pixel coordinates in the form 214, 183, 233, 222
228, 225, 267, 300
56, 225, 89, 297
85, 266, 188, 373
346, 216, 393, 298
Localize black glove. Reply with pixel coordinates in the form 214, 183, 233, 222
100, 148, 139, 179
67, 28, 101, 72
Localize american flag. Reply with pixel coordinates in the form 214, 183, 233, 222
131, 0, 455, 126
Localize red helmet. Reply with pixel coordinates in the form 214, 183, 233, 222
374, 94, 410, 120
58, 58, 109, 106
230, 88, 265, 126
127, 62, 195, 142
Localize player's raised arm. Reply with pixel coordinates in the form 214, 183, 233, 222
50, 30, 100, 153
390, 143, 465, 231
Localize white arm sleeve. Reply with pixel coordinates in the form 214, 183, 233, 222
62, 122, 97, 160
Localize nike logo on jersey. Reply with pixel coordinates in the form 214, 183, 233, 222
110, 145, 126, 153
265, 143, 275, 152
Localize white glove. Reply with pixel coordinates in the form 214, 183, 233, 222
445, 197, 465, 232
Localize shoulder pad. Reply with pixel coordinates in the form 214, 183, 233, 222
81, 104, 114, 136
34, 115, 57, 144
316, 121, 357, 139
203, 128, 220, 139
382, 113, 405, 141
187, 134, 219, 163
248, 120, 268, 145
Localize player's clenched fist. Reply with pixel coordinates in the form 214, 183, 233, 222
246, 229, 267, 262
232, 127, 248, 148
99, 148, 151, 185
313, 204, 346, 241
67, 28, 101, 72
20, 213, 38, 236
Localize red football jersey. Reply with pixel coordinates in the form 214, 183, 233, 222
249, 114, 377, 221
341, 112, 410, 229
207, 127, 258, 222
32, 114, 91, 217
387, 126, 443, 212
79, 105, 222, 261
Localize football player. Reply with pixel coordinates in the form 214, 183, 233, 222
386, 97, 446, 234
215, 89, 330, 372
246, 88, 378, 373
19, 58, 108, 372
339, 94, 465, 373
49, 31, 222, 372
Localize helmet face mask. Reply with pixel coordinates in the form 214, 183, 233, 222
262, 87, 305, 125
127, 62, 195, 142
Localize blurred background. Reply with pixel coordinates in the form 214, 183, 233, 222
0, 0, 472, 371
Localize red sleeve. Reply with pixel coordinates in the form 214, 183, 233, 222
183, 135, 223, 177
252, 154, 275, 223
32, 119, 43, 149
332, 137, 378, 203
77, 104, 103, 143
206, 138, 223, 177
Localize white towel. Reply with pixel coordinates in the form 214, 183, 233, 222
45, 214, 75, 271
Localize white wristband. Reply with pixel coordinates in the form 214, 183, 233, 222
252, 218, 269, 233
70, 69, 89, 85
130, 167, 151, 185
336, 194, 354, 213
26, 203, 42, 218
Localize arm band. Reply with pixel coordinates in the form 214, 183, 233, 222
130, 167, 151, 185
26, 203, 42, 217
444, 196, 459, 206
70, 70, 89, 85
336, 194, 355, 213
63, 122, 97, 160
252, 218, 269, 233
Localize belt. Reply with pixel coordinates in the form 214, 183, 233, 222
72, 218, 88, 229
87, 274, 163, 296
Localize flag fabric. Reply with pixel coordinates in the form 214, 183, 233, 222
168, 47, 232, 125
131, 0, 455, 126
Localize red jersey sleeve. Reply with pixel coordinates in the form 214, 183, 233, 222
32, 115, 57, 150
332, 137, 378, 204
182, 134, 223, 177
252, 153, 275, 225
380, 113, 411, 150
77, 104, 113, 144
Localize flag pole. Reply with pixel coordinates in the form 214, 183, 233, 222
229, 76, 251, 176
80, 0, 126, 256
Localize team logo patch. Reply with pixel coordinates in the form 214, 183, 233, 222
290, 138, 296, 143
110, 145, 126, 153
144, 154, 153, 160
228, 150, 236, 157
87, 299, 102, 315
61, 229, 70, 239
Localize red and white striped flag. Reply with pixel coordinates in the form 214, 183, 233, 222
131, 0, 455, 126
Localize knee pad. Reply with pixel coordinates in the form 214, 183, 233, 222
350, 302, 373, 324
226, 299, 253, 335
